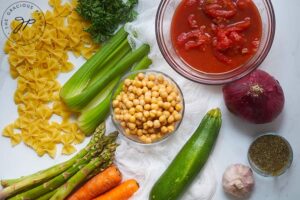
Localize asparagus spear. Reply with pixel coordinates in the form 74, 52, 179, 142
50, 142, 118, 200
7, 131, 114, 200
36, 189, 57, 200
0, 124, 105, 200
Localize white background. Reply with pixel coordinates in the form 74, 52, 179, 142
0, 0, 300, 200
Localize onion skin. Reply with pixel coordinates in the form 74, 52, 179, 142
223, 69, 285, 124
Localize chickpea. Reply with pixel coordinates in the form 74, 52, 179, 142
151, 91, 159, 98
163, 111, 170, 118
150, 134, 157, 141
157, 110, 162, 117
145, 91, 152, 97
136, 88, 143, 96
144, 104, 151, 111
121, 121, 126, 127
128, 85, 134, 92
125, 128, 131, 135
151, 97, 158, 104
161, 126, 168, 134
128, 123, 136, 130
175, 104, 182, 112
152, 85, 159, 91
114, 107, 121, 114
176, 96, 181, 102
145, 137, 152, 144
159, 115, 166, 123
136, 120, 142, 126
163, 102, 171, 110
142, 117, 147, 122
161, 91, 168, 99
134, 80, 143, 88
119, 115, 124, 121
130, 128, 137, 135
158, 100, 164, 108
141, 80, 147, 87
170, 91, 178, 98
174, 113, 182, 121
153, 120, 161, 128
115, 114, 121, 120
151, 103, 159, 110
129, 116, 136, 123
128, 94, 135, 101
139, 135, 148, 143
167, 95, 173, 102
171, 100, 177, 107
129, 107, 135, 115
116, 95, 122, 101
136, 105, 143, 112
157, 133, 162, 139
143, 123, 148, 130
150, 110, 157, 118
132, 87, 138, 95
145, 96, 152, 104
135, 112, 143, 120
139, 99, 145, 106
148, 128, 155, 134
142, 86, 148, 93
148, 74, 156, 81
147, 81, 154, 88
124, 79, 131, 86
143, 110, 150, 118
112, 100, 119, 108
167, 115, 174, 124
137, 73, 145, 80
133, 99, 139, 106
125, 101, 133, 109
157, 75, 164, 83
166, 86, 173, 94
137, 129, 143, 136
168, 125, 175, 133
169, 107, 174, 113
147, 120, 154, 128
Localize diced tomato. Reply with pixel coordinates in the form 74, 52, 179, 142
213, 18, 251, 51
203, 0, 237, 19
214, 49, 232, 64
188, 14, 198, 28
186, 0, 199, 6
237, 0, 252, 9
177, 27, 211, 50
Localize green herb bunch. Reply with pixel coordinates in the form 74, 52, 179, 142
76, 0, 138, 43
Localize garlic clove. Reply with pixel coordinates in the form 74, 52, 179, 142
222, 164, 255, 198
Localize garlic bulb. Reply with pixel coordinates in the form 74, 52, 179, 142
222, 164, 255, 198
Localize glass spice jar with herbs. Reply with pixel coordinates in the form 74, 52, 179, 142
248, 134, 293, 176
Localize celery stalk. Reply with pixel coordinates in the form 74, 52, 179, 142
78, 56, 152, 135
63, 44, 150, 112
60, 27, 127, 107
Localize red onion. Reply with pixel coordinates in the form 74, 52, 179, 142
223, 69, 285, 124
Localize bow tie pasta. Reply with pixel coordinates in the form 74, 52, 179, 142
2, 0, 99, 158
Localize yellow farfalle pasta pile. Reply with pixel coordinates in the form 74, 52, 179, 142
2, 0, 99, 158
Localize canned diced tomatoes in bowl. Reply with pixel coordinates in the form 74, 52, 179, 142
156, 0, 275, 84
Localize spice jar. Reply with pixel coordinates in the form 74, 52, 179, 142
248, 134, 293, 177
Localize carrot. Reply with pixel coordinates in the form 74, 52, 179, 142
92, 179, 139, 200
68, 165, 122, 200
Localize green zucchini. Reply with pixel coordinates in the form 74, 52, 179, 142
150, 108, 222, 200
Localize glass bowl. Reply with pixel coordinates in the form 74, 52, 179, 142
155, 0, 276, 84
110, 70, 185, 145
247, 134, 293, 177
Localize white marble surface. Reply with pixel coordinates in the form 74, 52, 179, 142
0, 0, 300, 199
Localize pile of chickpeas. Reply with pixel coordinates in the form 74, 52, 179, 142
112, 72, 183, 143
